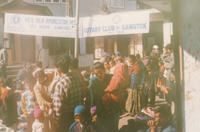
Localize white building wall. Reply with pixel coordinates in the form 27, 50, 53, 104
163, 22, 172, 47
180, 0, 200, 131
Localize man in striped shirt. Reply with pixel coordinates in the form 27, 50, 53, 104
53, 53, 84, 132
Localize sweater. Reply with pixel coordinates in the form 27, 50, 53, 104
34, 82, 52, 109
21, 90, 36, 116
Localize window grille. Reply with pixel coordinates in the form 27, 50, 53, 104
99, 0, 124, 8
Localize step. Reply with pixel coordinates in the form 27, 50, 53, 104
6, 65, 24, 71
6, 70, 20, 76
6, 63, 36, 71
7, 74, 17, 79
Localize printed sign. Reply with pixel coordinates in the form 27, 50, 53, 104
82, 11, 149, 37
4, 13, 76, 38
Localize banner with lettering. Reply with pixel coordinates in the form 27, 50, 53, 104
82, 11, 149, 37
4, 13, 76, 38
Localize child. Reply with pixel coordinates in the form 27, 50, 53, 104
69, 105, 97, 132
21, 78, 36, 132
143, 64, 155, 108
32, 107, 45, 132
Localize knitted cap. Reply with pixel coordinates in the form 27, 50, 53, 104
34, 107, 44, 119
74, 105, 86, 117
103, 52, 109, 56
32, 69, 45, 79
25, 63, 32, 70
115, 51, 121, 56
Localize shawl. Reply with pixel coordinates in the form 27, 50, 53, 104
105, 63, 129, 92
129, 61, 140, 75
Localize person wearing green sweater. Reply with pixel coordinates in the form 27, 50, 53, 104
90, 62, 120, 132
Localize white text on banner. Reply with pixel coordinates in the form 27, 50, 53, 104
4, 13, 76, 38
82, 11, 149, 37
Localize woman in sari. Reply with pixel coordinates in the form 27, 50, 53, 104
126, 55, 146, 116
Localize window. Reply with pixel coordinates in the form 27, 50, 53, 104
34, 0, 67, 4
44, 0, 60, 3
34, 0, 43, 3
99, 0, 125, 8
61, 0, 67, 4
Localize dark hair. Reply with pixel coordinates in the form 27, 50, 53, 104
104, 61, 109, 64
33, 69, 46, 79
144, 50, 150, 56
36, 61, 43, 68
4, 78, 13, 88
93, 62, 104, 70
127, 55, 136, 61
5, 92, 15, 105
116, 57, 124, 63
71, 58, 79, 69
109, 59, 116, 65
110, 52, 115, 56
136, 54, 141, 60
155, 104, 172, 119
54, 53, 71, 74
165, 43, 173, 51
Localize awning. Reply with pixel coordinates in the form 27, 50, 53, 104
0, 0, 53, 16
137, 0, 171, 12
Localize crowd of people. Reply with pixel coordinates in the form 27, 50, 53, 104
0, 43, 176, 132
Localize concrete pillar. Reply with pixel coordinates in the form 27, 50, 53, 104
35, 36, 42, 62
163, 22, 172, 47
80, 38, 86, 54
129, 35, 134, 55
114, 36, 117, 53
135, 34, 143, 57
0, 18, 4, 43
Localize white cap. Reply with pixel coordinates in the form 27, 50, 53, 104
153, 45, 159, 49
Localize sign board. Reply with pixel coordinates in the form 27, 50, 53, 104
82, 11, 149, 37
4, 13, 76, 38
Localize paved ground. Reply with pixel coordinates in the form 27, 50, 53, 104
118, 96, 167, 130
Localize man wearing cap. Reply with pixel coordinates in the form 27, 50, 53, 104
99, 52, 110, 63
0, 42, 8, 79
16, 63, 35, 90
